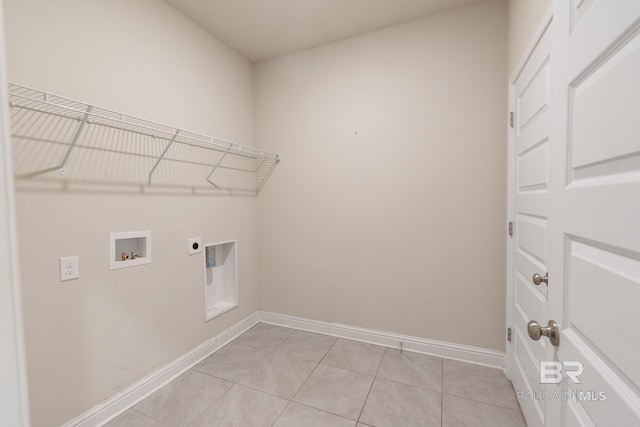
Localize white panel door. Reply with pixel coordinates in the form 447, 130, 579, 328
508, 16, 553, 427
546, 0, 640, 425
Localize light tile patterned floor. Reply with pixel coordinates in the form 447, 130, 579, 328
106, 323, 526, 427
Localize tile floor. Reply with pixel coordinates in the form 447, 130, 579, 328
106, 323, 527, 427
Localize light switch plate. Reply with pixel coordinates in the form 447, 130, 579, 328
60, 256, 79, 281
188, 237, 202, 255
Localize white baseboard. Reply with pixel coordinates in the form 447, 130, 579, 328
64, 309, 505, 426
259, 311, 505, 369
63, 311, 261, 427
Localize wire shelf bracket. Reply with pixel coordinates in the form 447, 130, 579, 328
58, 105, 92, 176
148, 130, 179, 185
206, 143, 232, 190
7, 83, 280, 195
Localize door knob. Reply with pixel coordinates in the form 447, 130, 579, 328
527, 319, 559, 346
532, 272, 548, 286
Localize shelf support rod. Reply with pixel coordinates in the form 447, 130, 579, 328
206, 144, 232, 189
148, 130, 179, 184
58, 105, 92, 175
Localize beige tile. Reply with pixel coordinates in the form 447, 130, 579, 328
294, 364, 374, 420
190, 384, 288, 427
104, 410, 163, 427
192, 343, 269, 382
133, 370, 232, 427
233, 323, 294, 351
321, 339, 385, 375
443, 359, 519, 411
377, 349, 442, 392
274, 330, 337, 362
359, 378, 441, 427
239, 352, 317, 399
442, 394, 526, 427
273, 402, 356, 427
112, 333, 528, 427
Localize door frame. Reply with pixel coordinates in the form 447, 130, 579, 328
0, 1, 30, 425
505, 4, 554, 379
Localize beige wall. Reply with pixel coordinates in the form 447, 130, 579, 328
507, 0, 551, 77
255, 0, 508, 352
5, 1, 259, 426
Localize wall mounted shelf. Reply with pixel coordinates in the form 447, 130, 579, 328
7, 83, 279, 195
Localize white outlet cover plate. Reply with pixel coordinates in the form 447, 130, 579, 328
60, 256, 79, 281
188, 237, 202, 255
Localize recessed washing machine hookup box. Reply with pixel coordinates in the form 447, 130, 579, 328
203, 239, 238, 321
109, 231, 151, 270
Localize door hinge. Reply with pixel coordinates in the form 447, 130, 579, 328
508, 221, 513, 238
509, 112, 515, 128
507, 327, 512, 343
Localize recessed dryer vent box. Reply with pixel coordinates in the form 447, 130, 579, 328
110, 231, 151, 270
203, 239, 238, 321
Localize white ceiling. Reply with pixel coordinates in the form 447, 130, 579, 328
164, 0, 484, 62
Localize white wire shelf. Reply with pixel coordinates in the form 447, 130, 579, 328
8, 83, 279, 195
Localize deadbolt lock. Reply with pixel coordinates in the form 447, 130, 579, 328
532, 272, 548, 286
527, 319, 559, 346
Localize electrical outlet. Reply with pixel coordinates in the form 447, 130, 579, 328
188, 237, 202, 255
59, 256, 79, 281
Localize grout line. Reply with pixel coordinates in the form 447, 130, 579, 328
236, 332, 295, 354
268, 400, 292, 427
293, 401, 360, 423
269, 332, 336, 364
273, 328, 296, 351
442, 392, 523, 413
356, 347, 386, 424
205, 326, 320, 404
222, 355, 310, 401
191, 341, 272, 382
317, 336, 339, 365
229, 383, 292, 403
373, 347, 385, 374
371, 375, 442, 394
318, 339, 386, 377
289, 360, 320, 401
188, 368, 237, 386
128, 408, 159, 424
195, 334, 287, 398
190, 366, 238, 383
183, 382, 236, 427
271, 332, 337, 363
